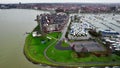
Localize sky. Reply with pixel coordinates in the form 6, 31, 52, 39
1, 0, 120, 4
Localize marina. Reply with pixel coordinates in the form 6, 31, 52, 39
77, 13, 120, 32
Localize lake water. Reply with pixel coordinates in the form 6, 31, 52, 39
0, 9, 50, 68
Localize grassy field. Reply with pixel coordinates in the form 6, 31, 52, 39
47, 32, 61, 38
47, 47, 73, 62
46, 42, 120, 63
24, 32, 61, 65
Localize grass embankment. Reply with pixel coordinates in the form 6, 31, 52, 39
24, 25, 120, 66
46, 39, 120, 67
24, 31, 62, 65
47, 42, 120, 63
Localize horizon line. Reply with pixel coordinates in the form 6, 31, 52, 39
1, 2, 120, 4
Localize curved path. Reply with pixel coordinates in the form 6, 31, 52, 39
44, 40, 58, 63
60, 15, 71, 40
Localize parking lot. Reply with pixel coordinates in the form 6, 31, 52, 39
68, 21, 92, 40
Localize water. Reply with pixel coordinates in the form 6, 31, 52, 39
0, 9, 50, 68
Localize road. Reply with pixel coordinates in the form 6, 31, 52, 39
60, 15, 71, 40
44, 15, 72, 63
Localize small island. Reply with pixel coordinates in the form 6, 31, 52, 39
24, 12, 120, 67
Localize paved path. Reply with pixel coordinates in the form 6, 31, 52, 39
44, 15, 72, 63
55, 15, 72, 50
60, 15, 71, 40
44, 40, 58, 63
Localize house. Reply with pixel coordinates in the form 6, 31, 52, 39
73, 44, 88, 53
39, 13, 68, 32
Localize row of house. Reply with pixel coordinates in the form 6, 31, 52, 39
39, 12, 68, 32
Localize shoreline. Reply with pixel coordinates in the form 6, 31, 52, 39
23, 27, 120, 67
23, 26, 59, 67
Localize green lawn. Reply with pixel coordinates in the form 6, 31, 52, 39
47, 32, 62, 38
72, 54, 120, 62
47, 47, 73, 62
24, 32, 61, 65
46, 42, 120, 63
61, 41, 70, 47
24, 34, 52, 64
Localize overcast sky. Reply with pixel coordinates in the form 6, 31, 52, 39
1, 0, 120, 4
